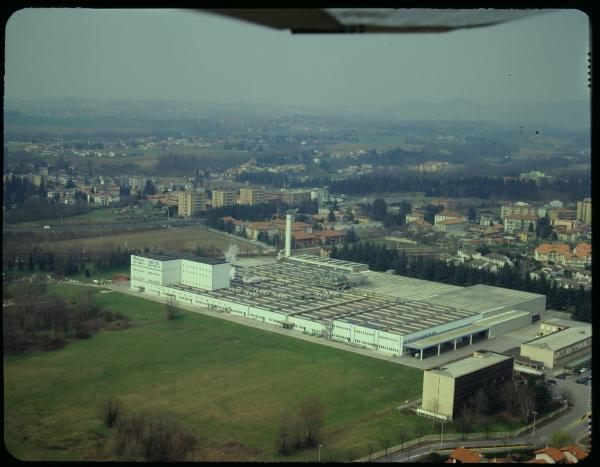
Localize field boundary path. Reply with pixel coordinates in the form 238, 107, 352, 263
358, 404, 573, 462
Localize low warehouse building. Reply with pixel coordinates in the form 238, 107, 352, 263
129, 252, 546, 360
420, 351, 514, 420
520, 325, 592, 369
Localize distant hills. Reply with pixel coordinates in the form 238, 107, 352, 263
5, 96, 590, 131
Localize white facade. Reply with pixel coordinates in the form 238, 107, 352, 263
131, 254, 231, 292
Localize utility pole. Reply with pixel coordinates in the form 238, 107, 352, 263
318, 444, 323, 462
530, 411, 538, 448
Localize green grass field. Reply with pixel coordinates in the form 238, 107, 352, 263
4, 284, 431, 462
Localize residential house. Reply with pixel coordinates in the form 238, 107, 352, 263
501, 201, 537, 218
434, 218, 468, 235
313, 229, 346, 245
560, 445, 589, 463
532, 447, 565, 464
534, 244, 572, 264
293, 231, 319, 248
446, 447, 485, 463
434, 210, 467, 225
246, 221, 277, 240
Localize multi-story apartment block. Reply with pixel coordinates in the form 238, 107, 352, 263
212, 189, 237, 208
239, 188, 265, 206
576, 198, 592, 225
178, 190, 206, 217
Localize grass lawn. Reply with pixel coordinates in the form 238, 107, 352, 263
4, 284, 429, 462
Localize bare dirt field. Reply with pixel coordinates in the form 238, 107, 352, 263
40, 224, 264, 256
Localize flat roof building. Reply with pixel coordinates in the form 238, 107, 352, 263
129, 253, 546, 361
420, 351, 514, 420
520, 325, 592, 369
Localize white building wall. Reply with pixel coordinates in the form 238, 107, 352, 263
290, 316, 326, 335
161, 260, 182, 285
180, 260, 214, 290
487, 313, 532, 338
212, 263, 232, 290
403, 315, 481, 346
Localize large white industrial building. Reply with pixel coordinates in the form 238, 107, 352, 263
130, 250, 546, 360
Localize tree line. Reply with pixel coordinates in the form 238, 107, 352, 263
205, 202, 289, 228
330, 242, 591, 322
2, 244, 136, 276
327, 174, 590, 201
3, 282, 128, 354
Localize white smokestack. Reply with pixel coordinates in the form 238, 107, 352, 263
285, 214, 293, 258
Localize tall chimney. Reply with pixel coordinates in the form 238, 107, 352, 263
285, 213, 293, 258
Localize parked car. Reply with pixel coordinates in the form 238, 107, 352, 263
557, 374, 566, 380
547, 379, 557, 384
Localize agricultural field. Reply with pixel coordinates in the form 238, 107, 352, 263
38, 224, 265, 256
10, 208, 126, 228
4, 284, 430, 462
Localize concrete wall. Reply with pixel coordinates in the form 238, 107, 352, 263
422, 372, 455, 420
212, 263, 232, 290
520, 345, 554, 369
487, 313, 531, 339
330, 321, 402, 355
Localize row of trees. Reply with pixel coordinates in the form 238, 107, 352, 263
3, 283, 127, 354
365, 198, 413, 227
276, 397, 325, 456
456, 375, 559, 434
4, 195, 91, 224
330, 242, 591, 322
327, 174, 590, 201
205, 202, 287, 227
3, 244, 137, 276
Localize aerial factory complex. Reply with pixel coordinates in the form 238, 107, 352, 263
130, 216, 546, 360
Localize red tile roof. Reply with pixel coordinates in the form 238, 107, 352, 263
560, 445, 589, 461
449, 447, 485, 463
536, 243, 571, 255
293, 232, 318, 241
534, 447, 566, 462
314, 230, 346, 237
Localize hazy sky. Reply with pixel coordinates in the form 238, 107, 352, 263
5, 8, 590, 107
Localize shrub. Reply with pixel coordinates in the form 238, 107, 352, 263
98, 397, 123, 429
111, 410, 197, 461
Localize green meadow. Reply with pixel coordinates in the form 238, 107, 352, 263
4, 285, 430, 461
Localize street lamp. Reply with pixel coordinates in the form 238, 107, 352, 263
530, 411, 538, 448
318, 444, 323, 462
440, 420, 445, 450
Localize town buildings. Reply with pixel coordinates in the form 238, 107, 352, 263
177, 190, 206, 217
576, 198, 592, 225
212, 189, 237, 208
239, 187, 265, 206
